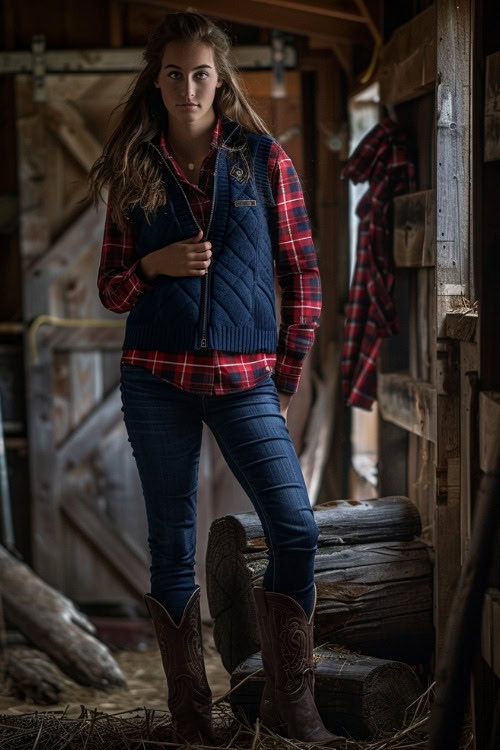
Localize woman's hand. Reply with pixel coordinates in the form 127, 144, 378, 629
140, 230, 212, 280
278, 391, 292, 421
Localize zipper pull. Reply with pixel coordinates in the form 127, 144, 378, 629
200, 336, 207, 348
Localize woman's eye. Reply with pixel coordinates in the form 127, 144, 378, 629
166, 71, 209, 80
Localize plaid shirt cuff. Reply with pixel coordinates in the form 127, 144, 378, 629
273, 323, 318, 395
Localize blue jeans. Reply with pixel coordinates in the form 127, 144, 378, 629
120, 364, 319, 623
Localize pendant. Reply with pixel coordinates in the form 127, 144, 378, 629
188, 162, 195, 170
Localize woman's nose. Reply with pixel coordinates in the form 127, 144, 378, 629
183, 78, 195, 100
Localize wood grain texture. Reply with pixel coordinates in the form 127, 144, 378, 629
378, 373, 437, 442
0, 542, 126, 688
378, 5, 436, 105
231, 647, 422, 740
206, 499, 432, 673
445, 311, 478, 342
436, 0, 473, 333
393, 190, 435, 267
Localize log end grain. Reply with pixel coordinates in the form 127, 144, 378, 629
230, 647, 423, 739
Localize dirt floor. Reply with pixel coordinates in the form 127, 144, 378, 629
0, 621, 230, 716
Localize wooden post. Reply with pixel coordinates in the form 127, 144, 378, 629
434, 0, 473, 658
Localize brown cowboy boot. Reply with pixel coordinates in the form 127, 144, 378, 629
144, 586, 216, 745
253, 585, 345, 745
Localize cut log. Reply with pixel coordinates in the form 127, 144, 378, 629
206, 498, 432, 673
230, 647, 423, 740
0, 544, 126, 688
5, 647, 63, 704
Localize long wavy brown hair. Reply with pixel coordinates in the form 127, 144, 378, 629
88, 11, 270, 230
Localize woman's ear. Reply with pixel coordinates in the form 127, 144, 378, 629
216, 79, 223, 89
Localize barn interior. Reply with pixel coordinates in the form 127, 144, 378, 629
0, 1, 499, 748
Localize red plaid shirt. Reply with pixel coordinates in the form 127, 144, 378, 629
98, 118, 321, 395
340, 118, 416, 409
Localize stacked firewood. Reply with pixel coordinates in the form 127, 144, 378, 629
206, 496, 433, 739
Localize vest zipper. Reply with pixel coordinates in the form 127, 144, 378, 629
199, 149, 221, 348
149, 141, 221, 349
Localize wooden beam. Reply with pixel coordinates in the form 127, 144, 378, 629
249, 0, 366, 23
62, 494, 149, 598
57, 386, 122, 467
435, 0, 472, 332
25, 204, 106, 321
353, 0, 382, 45
44, 100, 102, 174
378, 373, 437, 443
459, 342, 478, 568
118, 0, 371, 45
109, 0, 124, 48
393, 190, 436, 268
330, 42, 352, 78
433, 0, 474, 683
1, 0, 15, 50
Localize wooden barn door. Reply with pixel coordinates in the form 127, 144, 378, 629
17, 71, 152, 605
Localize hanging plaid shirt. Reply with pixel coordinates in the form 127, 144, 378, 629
98, 117, 321, 395
340, 117, 416, 410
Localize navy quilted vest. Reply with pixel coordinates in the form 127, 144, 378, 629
122, 117, 278, 353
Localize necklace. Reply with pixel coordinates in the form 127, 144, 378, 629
169, 141, 200, 171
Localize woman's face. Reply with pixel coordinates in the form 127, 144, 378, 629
154, 41, 222, 126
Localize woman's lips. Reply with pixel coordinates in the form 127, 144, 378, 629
179, 103, 199, 108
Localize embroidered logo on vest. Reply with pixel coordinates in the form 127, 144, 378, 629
230, 164, 246, 183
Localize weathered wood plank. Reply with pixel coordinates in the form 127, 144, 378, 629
433, 0, 473, 673
434, 339, 461, 659
378, 373, 437, 442
393, 189, 435, 267
57, 385, 122, 467
24, 203, 106, 319
459, 342, 479, 566
61, 494, 149, 599
44, 100, 102, 174
445, 311, 478, 342
378, 5, 436, 105
436, 0, 472, 333
407, 433, 435, 542
299, 348, 339, 503
484, 51, 500, 162
479, 391, 500, 474
27, 345, 63, 587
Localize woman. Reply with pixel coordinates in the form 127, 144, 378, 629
90, 11, 342, 747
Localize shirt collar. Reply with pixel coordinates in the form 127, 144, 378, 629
160, 116, 223, 158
